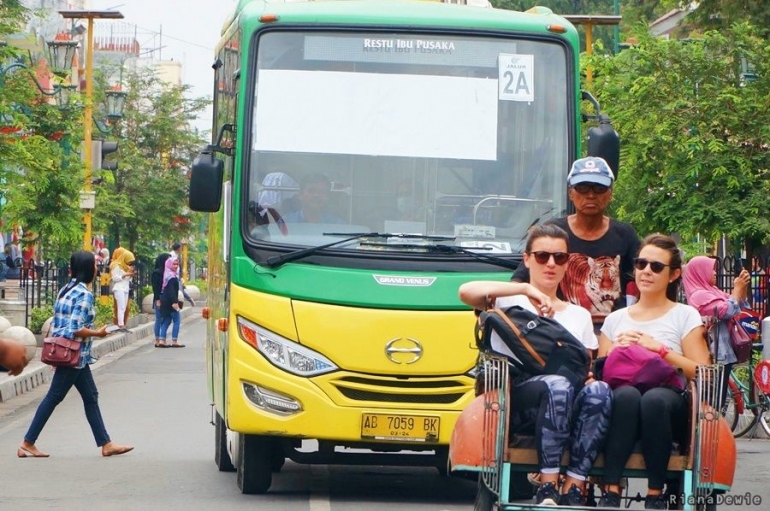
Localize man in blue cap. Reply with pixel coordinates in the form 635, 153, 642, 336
512, 156, 640, 331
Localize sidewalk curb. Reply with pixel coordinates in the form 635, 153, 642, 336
0, 307, 196, 403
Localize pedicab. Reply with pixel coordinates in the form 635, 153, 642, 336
449, 351, 737, 510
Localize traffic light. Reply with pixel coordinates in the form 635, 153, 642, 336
101, 140, 118, 171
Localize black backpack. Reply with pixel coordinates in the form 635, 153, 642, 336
476, 305, 591, 388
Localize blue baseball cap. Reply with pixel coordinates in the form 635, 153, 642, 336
567, 157, 615, 187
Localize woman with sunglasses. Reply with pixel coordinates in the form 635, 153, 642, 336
459, 223, 612, 507
597, 234, 710, 509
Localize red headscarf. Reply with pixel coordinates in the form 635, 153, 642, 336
682, 256, 729, 317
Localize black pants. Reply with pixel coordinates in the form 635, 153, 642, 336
603, 386, 687, 490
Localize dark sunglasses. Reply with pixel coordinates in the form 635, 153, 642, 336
529, 251, 570, 266
633, 258, 671, 274
572, 184, 610, 195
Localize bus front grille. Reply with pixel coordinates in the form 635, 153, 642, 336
329, 375, 471, 405
336, 387, 465, 404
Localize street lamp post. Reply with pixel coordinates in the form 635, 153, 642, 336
59, 10, 124, 252
0, 40, 77, 95
1, 40, 77, 259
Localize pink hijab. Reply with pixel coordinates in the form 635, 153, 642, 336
161, 257, 178, 292
682, 256, 729, 317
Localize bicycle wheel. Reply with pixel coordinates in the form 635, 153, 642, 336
729, 365, 759, 437
749, 381, 770, 438
721, 387, 739, 433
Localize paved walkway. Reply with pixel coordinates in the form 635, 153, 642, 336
0, 307, 196, 413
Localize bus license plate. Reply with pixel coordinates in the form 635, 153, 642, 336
361, 413, 439, 442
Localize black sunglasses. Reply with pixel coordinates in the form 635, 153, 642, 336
529, 251, 570, 266
572, 184, 610, 195
633, 258, 671, 274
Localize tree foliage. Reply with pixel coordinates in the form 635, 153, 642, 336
672, 0, 770, 41
586, 24, 770, 248
92, 68, 209, 261
490, 1, 675, 53
1, 1, 84, 262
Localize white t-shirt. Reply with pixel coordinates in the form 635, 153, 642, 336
490, 295, 598, 360
111, 266, 131, 293
600, 303, 703, 356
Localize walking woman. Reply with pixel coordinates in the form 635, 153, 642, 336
17, 251, 133, 458
459, 224, 612, 507
159, 257, 184, 348
110, 248, 135, 332
151, 253, 172, 347
598, 234, 710, 509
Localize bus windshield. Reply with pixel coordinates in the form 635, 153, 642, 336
245, 30, 572, 255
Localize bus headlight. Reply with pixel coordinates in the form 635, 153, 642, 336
237, 316, 338, 376
242, 382, 302, 415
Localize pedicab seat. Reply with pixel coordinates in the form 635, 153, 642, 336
506, 434, 689, 473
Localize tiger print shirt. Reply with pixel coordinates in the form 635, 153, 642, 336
512, 216, 640, 325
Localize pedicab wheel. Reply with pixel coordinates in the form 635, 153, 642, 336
474, 477, 497, 511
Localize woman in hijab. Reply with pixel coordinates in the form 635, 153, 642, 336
682, 255, 750, 404
159, 257, 184, 348
151, 253, 172, 347
110, 248, 135, 332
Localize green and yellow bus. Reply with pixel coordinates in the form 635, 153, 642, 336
189, 0, 618, 494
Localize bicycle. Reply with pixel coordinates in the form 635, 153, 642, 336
721, 343, 770, 438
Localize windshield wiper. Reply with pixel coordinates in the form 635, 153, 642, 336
357, 242, 521, 271
262, 232, 455, 268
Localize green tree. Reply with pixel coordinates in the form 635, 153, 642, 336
490, 1, 675, 53
672, 0, 770, 41
586, 24, 770, 252
92, 68, 209, 261
1, 1, 84, 262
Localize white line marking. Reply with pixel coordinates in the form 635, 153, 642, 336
309, 464, 331, 511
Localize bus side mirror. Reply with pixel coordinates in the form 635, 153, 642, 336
587, 116, 620, 179
189, 147, 224, 212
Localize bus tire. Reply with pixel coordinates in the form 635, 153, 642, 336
435, 446, 449, 477
237, 434, 273, 494
214, 412, 236, 472
269, 440, 286, 472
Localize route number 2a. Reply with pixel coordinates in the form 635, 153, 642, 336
498, 53, 534, 102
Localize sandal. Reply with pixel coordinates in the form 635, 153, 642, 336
17, 445, 50, 458
155, 341, 168, 348
102, 443, 134, 457
170, 342, 185, 348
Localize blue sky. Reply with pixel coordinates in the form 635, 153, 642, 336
90, 0, 237, 132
